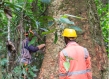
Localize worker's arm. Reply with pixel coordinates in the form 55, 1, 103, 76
86, 56, 91, 69
59, 51, 66, 74
84, 48, 91, 69
85, 49, 92, 79
28, 45, 39, 52
28, 44, 45, 52
37, 44, 45, 49
59, 51, 67, 79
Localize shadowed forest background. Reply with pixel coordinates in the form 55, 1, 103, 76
0, 0, 108, 79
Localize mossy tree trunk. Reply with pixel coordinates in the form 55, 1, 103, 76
38, 0, 108, 79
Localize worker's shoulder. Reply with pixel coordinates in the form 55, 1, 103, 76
23, 38, 29, 42
78, 45, 88, 49
59, 48, 66, 54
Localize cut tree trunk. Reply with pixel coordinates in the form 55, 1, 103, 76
38, 0, 108, 79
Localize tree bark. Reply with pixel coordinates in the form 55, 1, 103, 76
38, 0, 108, 79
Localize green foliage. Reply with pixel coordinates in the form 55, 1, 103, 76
0, 0, 47, 78
63, 61, 70, 71
50, 14, 83, 43
0, 58, 38, 79
13, 66, 22, 76
28, 0, 34, 3
59, 17, 75, 24
95, 0, 109, 53
0, 0, 96, 78
41, 29, 56, 35
28, 37, 37, 46
62, 14, 86, 19
69, 26, 83, 32
54, 32, 58, 44
63, 56, 74, 71
65, 56, 74, 60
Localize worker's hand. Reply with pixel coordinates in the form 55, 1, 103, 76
37, 44, 45, 49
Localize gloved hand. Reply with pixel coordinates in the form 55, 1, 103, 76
37, 44, 45, 49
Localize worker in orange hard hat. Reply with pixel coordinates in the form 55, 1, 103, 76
59, 28, 92, 79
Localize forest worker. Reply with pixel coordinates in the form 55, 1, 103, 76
59, 28, 92, 79
20, 30, 45, 65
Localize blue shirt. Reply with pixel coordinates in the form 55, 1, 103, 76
23, 37, 39, 53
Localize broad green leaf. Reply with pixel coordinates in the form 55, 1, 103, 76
61, 15, 68, 18
64, 14, 86, 19
41, 16, 54, 20
60, 17, 74, 24
41, 29, 56, 35
29, 70, 36, 77
48, 21, 54, 27
69, 26, 83, 32
28, 37, 37, 46
41, 0, 51, 4
54, 32, 58, 44
40, 28, 48, 31
22, 68, 27, 75
63, 61, 70, 71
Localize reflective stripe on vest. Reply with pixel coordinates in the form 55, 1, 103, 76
84, 48, 89, 59
60, 48, 90, 76
62, 50, 69, 61
59, 69, 91, 76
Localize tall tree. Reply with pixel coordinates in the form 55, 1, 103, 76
38, 0, 108, 79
